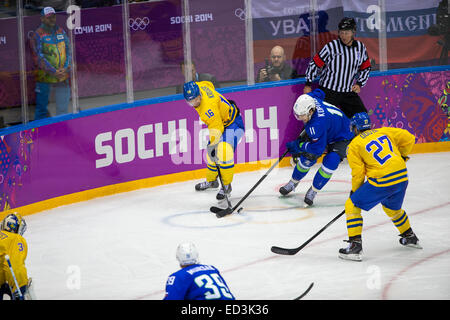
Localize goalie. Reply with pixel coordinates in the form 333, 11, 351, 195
0, 213, 35, 300
183, 81, 245, 201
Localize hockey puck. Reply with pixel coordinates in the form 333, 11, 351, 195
237, 207, 243, 213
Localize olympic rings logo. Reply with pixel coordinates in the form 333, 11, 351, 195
234, 8, 246, 20
128, 17, 150, 31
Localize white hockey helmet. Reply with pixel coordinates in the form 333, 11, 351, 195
293, 94, 316, 120
176, 242, 199, 266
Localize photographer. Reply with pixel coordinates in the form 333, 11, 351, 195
257, 45, 298, 82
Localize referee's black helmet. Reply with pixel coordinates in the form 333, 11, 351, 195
338, 17, 356, 31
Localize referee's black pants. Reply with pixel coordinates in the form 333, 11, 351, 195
319, 86, 368, 119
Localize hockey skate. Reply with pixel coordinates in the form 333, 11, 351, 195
279, 180, 299, 196
339, 237, 363, 261
216, 184, 232, 201
399, 228, 422, 249
303, 186, 317, 207
195, 179, 219, 191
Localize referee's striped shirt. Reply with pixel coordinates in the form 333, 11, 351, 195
305, 39, 371, 92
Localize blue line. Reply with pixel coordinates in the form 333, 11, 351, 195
1, 65, 448, 136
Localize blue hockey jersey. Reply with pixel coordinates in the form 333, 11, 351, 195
164, 264, 235, 300
300, 89, 354, 157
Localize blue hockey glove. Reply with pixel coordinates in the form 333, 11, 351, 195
286, 139, 305, 158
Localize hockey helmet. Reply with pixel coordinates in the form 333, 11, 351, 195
176, 242, 199, 266
1, 212, 27, 236
338, 17, 356, 31
351, 112, 371, 131
293, 94, 316, 120
183, 81, 200, 101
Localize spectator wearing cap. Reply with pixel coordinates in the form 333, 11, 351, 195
29, 7, 71, 120
304, 17, 371, 119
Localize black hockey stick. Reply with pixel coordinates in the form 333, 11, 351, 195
271, 210, 345, 255
293, 282, 314, 300
210, 149, 290, 218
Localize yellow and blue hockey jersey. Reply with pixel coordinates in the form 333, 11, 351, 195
0, 230, 28, 292
347, 127, 415, 192
193, 81, 239, 145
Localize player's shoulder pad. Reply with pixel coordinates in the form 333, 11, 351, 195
198, 80, 215, 90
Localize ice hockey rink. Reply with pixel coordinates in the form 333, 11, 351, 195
24, 152, 450, 300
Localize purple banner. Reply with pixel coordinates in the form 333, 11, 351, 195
0, 69, 448, 211
0, 83, 302, 210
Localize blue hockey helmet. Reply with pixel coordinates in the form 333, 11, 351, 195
183, 81, 200, 101
351, 112, 371, 131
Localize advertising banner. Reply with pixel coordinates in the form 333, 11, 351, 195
251, 0, 446, 75
0, 82, 302, 210
0, 69, 448, 212
343, 0, 447, 68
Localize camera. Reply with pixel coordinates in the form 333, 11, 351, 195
264, 58, 276, 77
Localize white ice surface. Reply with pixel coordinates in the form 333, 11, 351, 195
24, 152, 450, 300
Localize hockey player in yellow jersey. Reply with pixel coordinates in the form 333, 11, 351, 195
0, 212, 33, 300
339, 112, 422, 261
183, 81, 245, 201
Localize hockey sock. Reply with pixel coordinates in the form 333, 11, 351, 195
292, 157, 313, 181
206, 153, 219, 182
312, 152, 340, 190
383, 206, 411, 235
216, 142, 235, 185
345, 198, 363, 238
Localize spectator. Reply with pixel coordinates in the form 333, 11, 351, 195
30, 7, 71, 120
176, 61, 220, 94
304, 17, 371, 119
257, 45, 298, 82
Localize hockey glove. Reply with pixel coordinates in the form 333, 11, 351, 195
401, 155, 410, 162
207, 142, 219, 163
286, 139, 305, 158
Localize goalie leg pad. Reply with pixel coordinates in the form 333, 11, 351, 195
24, 278, 36, 300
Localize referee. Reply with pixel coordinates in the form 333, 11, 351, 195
304, 17, 371, 119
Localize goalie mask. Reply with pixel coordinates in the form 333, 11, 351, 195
1, 212, 27, 236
